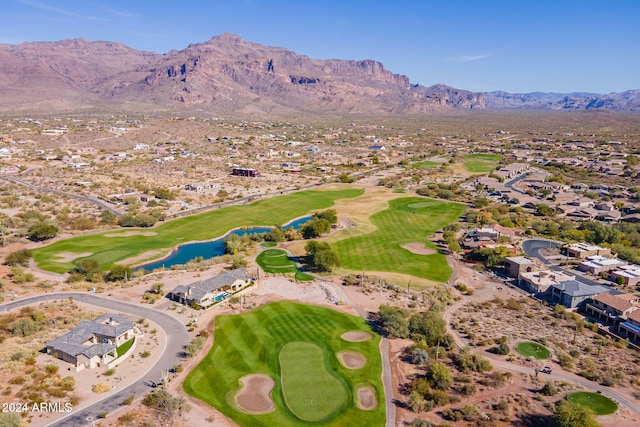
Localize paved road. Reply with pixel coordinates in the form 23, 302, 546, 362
442, 295, 640, 418
327, 282, 396, 427
0, 293, 189, 427
0, 175, 123, 217
504, 172, 529, 194
521, 239, 607, 287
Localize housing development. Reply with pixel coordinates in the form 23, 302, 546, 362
0, 14, 639, 427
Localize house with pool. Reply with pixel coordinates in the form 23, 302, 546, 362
168, 268, 252, 308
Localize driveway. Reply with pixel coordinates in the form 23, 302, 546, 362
0, 293, 189, 427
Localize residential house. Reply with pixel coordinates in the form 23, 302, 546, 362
610, 265, 640, 287
550, 281, 610, 309
168, 268, 252, 309
578, 255, 626, 275
504, 256, 545, 278
618, 310, 640, 342
566, 243, 612, 259
46, 314, 134, 371
519, 270, 575, 293
232, 167, 260, 177
585, 292, 640, 324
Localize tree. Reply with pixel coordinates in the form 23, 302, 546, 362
553, 400, 601, 427
312, 209, 338, 224
142, 390, 190, 422
409, 311, 447, 346
106, 264, 131, 282
536, 203, 555, 216
338, 173, 354, 183
378, 304, 410, 338
152, 187, 176, 200
311, 247, 340, 271
427, 362, 453, 390
301, 218, 331, 239
27, 222, 58, 241
68, 259, 103, 282
224, 234, 243, 254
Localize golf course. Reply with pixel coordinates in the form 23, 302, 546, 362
330, 197, 465, 283
183, 301, 385, 427
31, 188, 363, 273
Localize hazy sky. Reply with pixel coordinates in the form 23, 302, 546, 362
3, 0, 639, 94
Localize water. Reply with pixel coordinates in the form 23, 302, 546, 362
135, 216, 312, 272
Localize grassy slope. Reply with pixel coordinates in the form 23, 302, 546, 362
32, 188, 363, 273
515, 342, 551, 359
256, 249, 297, 273
461, 154, 503, 173
331, 197, 465, 283
183, 302, 384, 427
567, 392, 618, 415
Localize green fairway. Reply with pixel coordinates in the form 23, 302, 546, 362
515, 342, 551, 359
462, 154, 502, 173
183, 302, 384, 427
567, 392, 618, 415
331, 197, 465, 283
32, 188, 363, 273
410, 161, 441, 169
280, 342, 348, 421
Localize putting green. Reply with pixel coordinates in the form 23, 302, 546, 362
256, 249, 297, 273
280, 342, 348, 421
567, 392, 618, 415
515, 342, 551, 359
183, 301, 384, 427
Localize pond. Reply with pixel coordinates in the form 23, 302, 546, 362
135, 216, 312, 272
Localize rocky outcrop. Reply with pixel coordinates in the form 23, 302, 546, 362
0, 34, 638, 115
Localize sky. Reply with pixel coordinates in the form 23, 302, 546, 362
2, 0, 639, 94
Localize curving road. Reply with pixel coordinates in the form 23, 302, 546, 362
522, 239, 607, 287
0, 175, 123, 217
0, 293, 189, 427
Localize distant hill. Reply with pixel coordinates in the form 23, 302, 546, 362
0, 34, 638, 115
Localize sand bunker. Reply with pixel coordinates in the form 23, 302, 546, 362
341, 331, 372, 342
119, 250, 165, 266
356, 385, 377, 410
104, 231, 157, 237
235, 374, 275, 414
401, 242, 436, 255
54, 252, 92, 263
338, 351, 367, 369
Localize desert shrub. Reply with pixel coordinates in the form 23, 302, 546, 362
92, 383, 110, 393
488, 343, 510, 355
44, 364, 59, 375
539, 381, 558, 396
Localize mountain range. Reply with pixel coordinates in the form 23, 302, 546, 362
1, 33, 638, 116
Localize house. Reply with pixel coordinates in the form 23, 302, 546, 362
578, 255, 626, 275
610, 265, 640, 287
519, 270, 575, 293
565, 243, 612, 259
618, 310, 640, 342
585, 292, 640, 324
185, 182, 217, 192
232, 167, 260, 177
621, 213, 640, 223
504, 256, 545, 278
369, 145, 386, 151
168, 268, 252, 309
46, 314, 134, 371
549, 281, 610, 309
